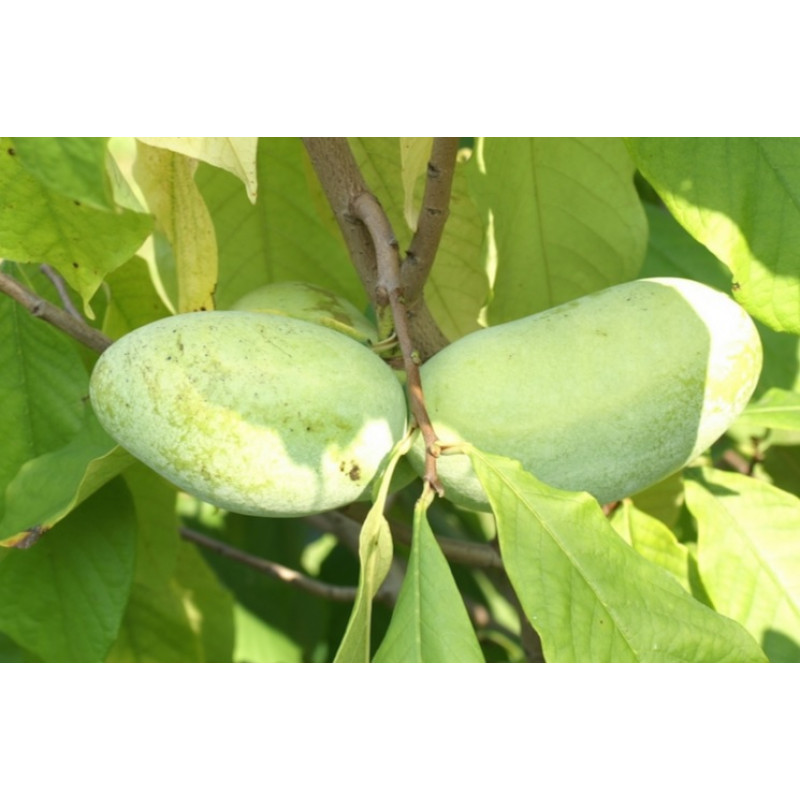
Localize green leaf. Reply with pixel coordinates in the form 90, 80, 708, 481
472, 137, 648, 325
737, 388, 800, 430
334, 437, 411, 663
196, 137, 365, 312
10, 137, 115, 210
0, 409, 133, 546
685, 467, 800, 662
137, 137, 258, 202
0, 478, 137, 662
610, 500, 695, 595
106, 464, 233, 662
101, 255, 172, 339
0, 140, 152, 316
0, 289, 131, 545
470, 449, 766, 662
233, 603, 303, 663
134, 141, 218, 313
399, 137, 433, 230
373, 490, 485, 663
639, 203, 800, 398
352, 138, 488, 340
627, 137, 800, 334
0, 291, 87, 495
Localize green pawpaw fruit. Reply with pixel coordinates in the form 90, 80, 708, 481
90, 311, 407, 517
231, 281, 377, 345
409, 277, 762, 511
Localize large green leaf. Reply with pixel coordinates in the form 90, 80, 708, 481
471, 137, 647, 325
10, 137, 115, 210
373, 490, 485, 663
470, 449, 766, 662
196, 137, 365, 312
0, 478, 137, 662
0, 140, 152, 316
639, 203, 800, 397
628, 138, 800, 335
0, 289, 129, 545
352, 138, 488, 341
106, 464, 233, 662
685, 467, 800, 662
0, 410, 132, 546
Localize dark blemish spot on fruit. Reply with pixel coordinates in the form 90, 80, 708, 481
72, 262, 79, 268
74, 200, 81, 206
7, 148, 15, 156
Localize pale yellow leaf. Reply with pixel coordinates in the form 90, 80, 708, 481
137, 137, 258, 203
134, 142, 218, 313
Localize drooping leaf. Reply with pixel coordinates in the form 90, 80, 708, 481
471, 137, 648, 325
0, 140, 152, 316
134, 141, 218, 313
352, 137, 488, 340
196, 137, 365, 311
0, 478, 137, 662
627, 137, 800, 335
685, 467, 800, 662
334, 437, 411, 663
137, 137, 258, 202
373, 490, 485, 663
10, 137, 115, 210
470, 449, 766, 662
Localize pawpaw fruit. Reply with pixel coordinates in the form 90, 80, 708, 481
231, 281, 377, 345
90, 312, 407, 517
409, 277, 762, 510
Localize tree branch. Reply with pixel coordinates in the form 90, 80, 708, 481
0, 268, 112, 353
402, 137, 460, 299
351, 191, 443, 495
180, 525, 400, 604
302, 137, 448, 360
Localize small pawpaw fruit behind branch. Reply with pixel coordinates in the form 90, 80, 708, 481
231, 281, 378, 345
409, 277, 762, 511
90, 311, 407, 517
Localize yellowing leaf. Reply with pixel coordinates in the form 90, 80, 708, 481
137, 137, 258, 203
134, 142, 218, 313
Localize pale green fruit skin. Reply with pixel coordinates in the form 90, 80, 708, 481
90, 311, 406, 517
409, 277, 763, 511
231, 281, 378, 345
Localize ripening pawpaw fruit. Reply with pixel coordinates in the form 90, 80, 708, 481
408, 277, 762, 511
231, 281, 378, 345
90, 312, 407, 517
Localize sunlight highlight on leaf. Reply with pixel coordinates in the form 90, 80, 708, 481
400, 137, 432, 231
686, 467, 800, 662
469, 448, 766, 662
627, 138, 800, 335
